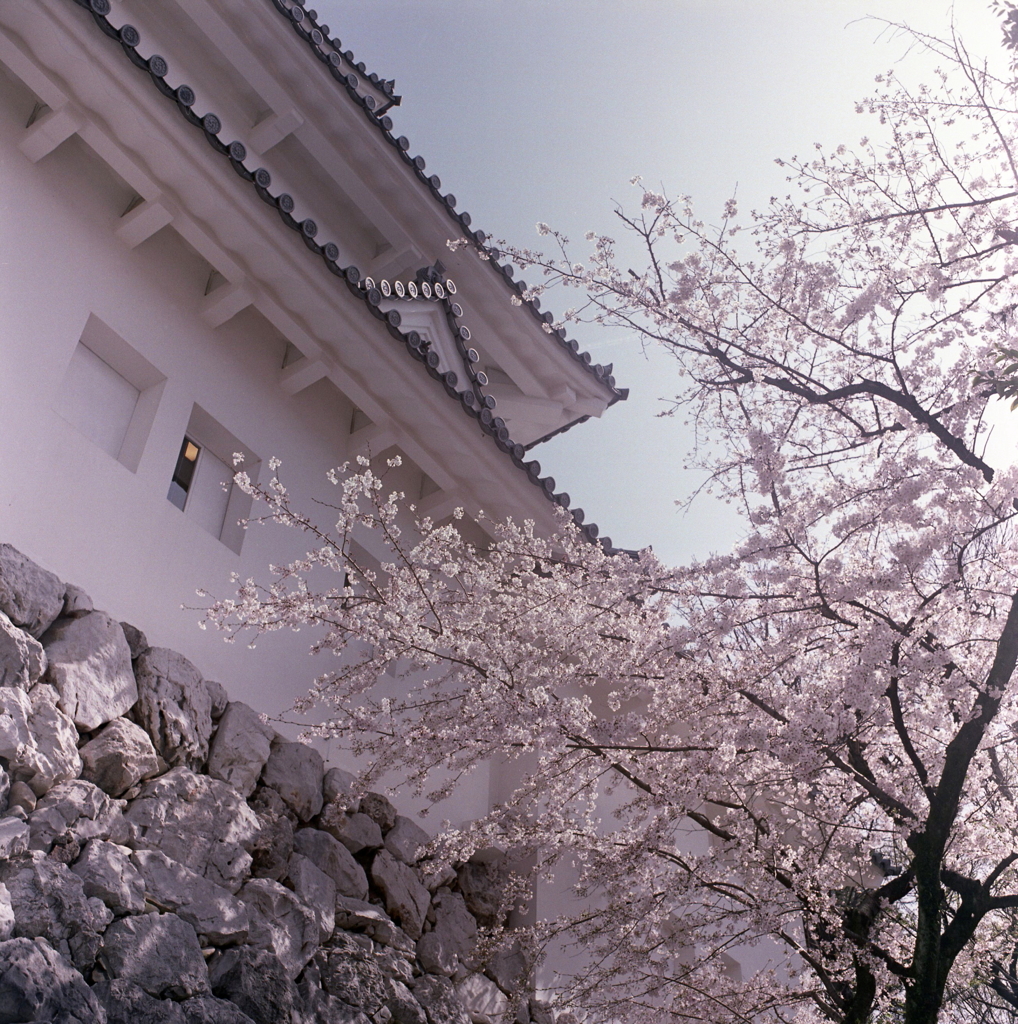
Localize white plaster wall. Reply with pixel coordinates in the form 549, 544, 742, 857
0, 62, 494, 825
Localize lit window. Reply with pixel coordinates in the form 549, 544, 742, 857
167, 438, 201, 511
166, 405, 257, 553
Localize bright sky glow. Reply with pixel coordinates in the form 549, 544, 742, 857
317, 0, 1007, 564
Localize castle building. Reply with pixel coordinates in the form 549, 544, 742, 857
0, 0, 625, 754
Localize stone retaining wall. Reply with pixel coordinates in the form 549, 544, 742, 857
0, 543, 552, 1024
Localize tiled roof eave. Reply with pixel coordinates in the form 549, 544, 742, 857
63, 0, 625, 556
264, 0, 626, 404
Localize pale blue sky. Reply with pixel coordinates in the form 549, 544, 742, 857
316, 1, 1002, 564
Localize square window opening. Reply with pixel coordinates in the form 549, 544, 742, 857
166, 405, 258, 554
55, 314, 166, 471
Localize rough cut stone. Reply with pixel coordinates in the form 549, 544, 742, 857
371, 850, 431, 941
209, 946, 302, 1024
0, 609, 46, 689
100, 912, 211, 999
484, 941, 528, 995
322, 766, 359, 810
42, 610, 137, 731
419, 861, 457, 893
287, 853, 336, 942
205, 680, 230, 720
0, 883, 13, 942
0, 684, 81, 798
1, 849, 113, 970
0, 765, 9, 816
315, 942, 389, 1015
0, 818, 29, 860
248, 809, 294, 882
7, 780, 34, 815
320, 808, 382, 855
181, 994, 259, 1024
528, 1000, 555, 1024
72, 839, 146, 915
416, 892, 476, 977
360, 792, 398, 833
412, 975, 471, 1024
94, 978, 187, 1024
122, 767, 260, 893
456, 858, 507, 927
0, 935, 105, 1024
28, 779, 125, 853
293, 827, 369, 900
454, 974, 509, 1024
134, 648, 214, 771
206, 702, 273, 798
301, 983, 370, 1024
388, 980, 428, 1024
0, 543, 65, 638
80, 717, 160, 797
385, 816, 430, 865
239, 876, 319, 978
62, 583, 93, 619
261, 738, 324, 821
132, 849, 249, 946
120, 622, 149, 660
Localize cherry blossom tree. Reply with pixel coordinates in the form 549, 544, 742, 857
207, 24, 1018, 1024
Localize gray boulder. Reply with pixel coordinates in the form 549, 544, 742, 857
209, 946, 302, 1024
419, 861, 457, 893
239, 877, 319, 978
320, 808, 382, 855
0, 544, 65, 638
484, 941, 528, 995
334, 895, 414, 952
120, 622, 148, 660
384, 816, 429, 866
42, 611, 136, 731
28, 779, 125, 853
0, 765, 9, 815
181, 994, 258, 1024
206, 703, 273, 798
8, 780, 34, 815
371, 850, 431, 941
205, 680, 230, 721
322, 767, 359, 811
359, 792, 397, 833
456, 858, 507, 927
131, 850, 249, 946
0, 684, 81, 798
261, 739, 324, 822
62, 583, 93, 618
1, 849, 113, 970
314, 941, 388, 1015
100, 912, 211, 999
80, 718, 160, 797
0, 819, 29, 860
416, 892, 476, 977
0, 883, 12, 942
454, 974, 508, 1024
133, 648, 213, 771
411, 976, 471, 1024
293, 827, 368, 900
389, 980, 428, 1024
287, 854, 335, 942
93, 978, 187, 1024
122, 768, 260, 893
0, 610, 46, 689
71, 839, 146, 915
248, 810, 294, 882
0, 935, 105, 1024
